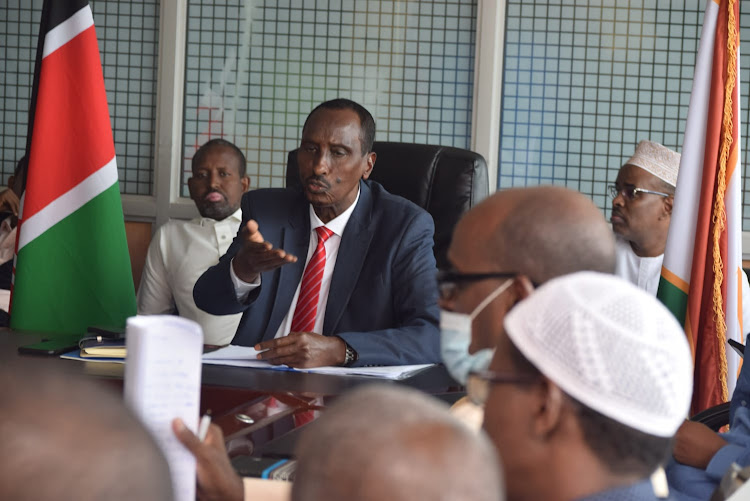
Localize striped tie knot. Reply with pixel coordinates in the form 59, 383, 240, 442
315, 225, 334, 243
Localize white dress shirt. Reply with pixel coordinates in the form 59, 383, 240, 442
614, 234, 750, 332
614, 235, 664, 296
138, 209, 243, 345
230, 189, 360, 339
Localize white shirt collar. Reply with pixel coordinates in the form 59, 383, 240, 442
198, 208, 243, 227
308, 186, 360, 237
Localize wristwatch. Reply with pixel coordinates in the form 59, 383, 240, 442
343, 342, 358, 366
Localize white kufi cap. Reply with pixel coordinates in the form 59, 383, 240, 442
625, 140, 681, 186
504, 271, 692, 437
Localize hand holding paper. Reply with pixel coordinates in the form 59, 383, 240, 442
124, 315, 204, 501
172, 418, 245, 501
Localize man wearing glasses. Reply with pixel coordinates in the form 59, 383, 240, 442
438, 185, 616, 390
475, 272, 693, 501
609, 140, 680, 295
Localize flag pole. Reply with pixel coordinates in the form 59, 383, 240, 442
22, 0, 52, 196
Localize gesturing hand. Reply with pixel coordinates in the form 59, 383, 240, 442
172, 419, 244, 501
232, 219, 297, 282
255, 332, 347, 368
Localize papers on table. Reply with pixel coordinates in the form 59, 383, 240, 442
202, 344, 267, 363
202, 345, 434, 380
59, 340, 434, 380
300, 364, 434, 379
124, 315, 203, 501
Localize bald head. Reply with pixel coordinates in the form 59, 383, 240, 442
0, 358, 172, 501
292, 385, 504, 501
450, 186, 615, 283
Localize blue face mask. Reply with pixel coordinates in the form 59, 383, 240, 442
440, 279, 513, 385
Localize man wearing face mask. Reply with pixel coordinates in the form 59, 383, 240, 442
439, 186, 617, 395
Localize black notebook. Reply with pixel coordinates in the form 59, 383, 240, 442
231, 456, 296, 481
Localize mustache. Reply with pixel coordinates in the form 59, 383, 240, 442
611, 208, 625, 219
304, 175, 331, 189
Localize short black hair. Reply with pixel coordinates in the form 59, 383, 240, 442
571, 400, 673, 477
303, 98, 376, 155
192, 138, 247, 177
507, 341, 672, 476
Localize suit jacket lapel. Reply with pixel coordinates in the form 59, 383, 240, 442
263, 198, 310, 340
324, 181, 374, 334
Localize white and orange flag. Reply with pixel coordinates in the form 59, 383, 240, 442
657, 0, 743, 415
10, 0, 136, 335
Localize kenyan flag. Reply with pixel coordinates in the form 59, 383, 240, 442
10, 0, 136, 336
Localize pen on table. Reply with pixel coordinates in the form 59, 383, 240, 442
197, 413, 212, 442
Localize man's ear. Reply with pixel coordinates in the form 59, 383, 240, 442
510, 275, 535, 306
362, 152, 376, 180
532, 378, 566, 439
241, 175, 251, 193
663, 195, 674, 216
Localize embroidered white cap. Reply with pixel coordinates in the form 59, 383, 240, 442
503, 271, 692, 437
625, 140, 681, 186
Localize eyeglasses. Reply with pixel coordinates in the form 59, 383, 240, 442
608, 184, 671, 201
436, 270, 517, 301
466, 370, 539, 406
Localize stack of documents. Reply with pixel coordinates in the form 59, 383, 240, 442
202, 345, 433, 380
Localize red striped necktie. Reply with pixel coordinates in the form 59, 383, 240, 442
290, 226, 334, 333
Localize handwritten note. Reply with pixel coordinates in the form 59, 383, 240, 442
124, 315, 203, 501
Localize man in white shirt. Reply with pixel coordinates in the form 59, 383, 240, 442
610, 140, 681, 295
610, 140, 750, 314
138, 139, 249, 345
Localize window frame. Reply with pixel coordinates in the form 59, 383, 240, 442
128, 0, 502, 229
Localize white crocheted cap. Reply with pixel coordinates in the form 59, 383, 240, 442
503, 271, 692, 437
625, 140, 681, 186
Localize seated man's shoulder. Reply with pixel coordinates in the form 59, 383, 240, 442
152, 216, 228, 252
367, 181, 430, 222
146, 220, 198, 261
242, 188, 306, 224
158, 217, 199, 238
366, 183, 435, 242
244, 187, 299, 204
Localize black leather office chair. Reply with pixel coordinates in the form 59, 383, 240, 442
691, 402, 731, 431
690, 338, 745, 431
286, 141, 489, 270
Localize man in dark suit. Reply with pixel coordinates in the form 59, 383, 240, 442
193, 99, 439, 367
